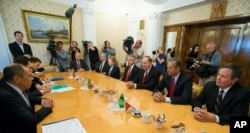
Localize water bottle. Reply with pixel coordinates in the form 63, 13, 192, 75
119, 93, 125, 108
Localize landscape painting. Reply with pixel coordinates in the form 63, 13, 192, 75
23, 10, 71, 43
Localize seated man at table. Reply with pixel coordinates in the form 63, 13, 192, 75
192, 63, 250, 125
14, 56, 51, 97
126, 56, 161, 91
121, 55, 140, 82
153, 57, 193, 104
70, 52, 89, 72
0, 64, 54, 133
96, 52, 109, 74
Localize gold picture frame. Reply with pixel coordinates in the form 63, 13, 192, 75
139, 20, 145, 30
23, 10, 71, 43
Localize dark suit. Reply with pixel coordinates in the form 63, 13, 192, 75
106, 66, 120, 79
0, 82, 52, 133
133, 66, 161, 91
192, 81, 250, 125
121, 65, 140, 81
9, 41, 33, 60
88, 46, 100, 70
153, 71, 193, 104
96, 60, 109, 73
70, 59, 89, 72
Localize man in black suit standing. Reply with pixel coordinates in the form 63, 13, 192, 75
9, 31, 33, 60
0, 64, 54, 133
126, 56, 160, 91
69, 52, 89, 72
153, 57, 193, 104
96, 53, 109, 74
121, 55, 139, 82
192, 63, 250, 125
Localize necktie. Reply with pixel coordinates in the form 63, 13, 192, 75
214, 90, 224, 114
169, 78, 175, 97
77, 61, 81, 69
125, 66, 132, 82
22, 91, 31, 107
99, 62, 103, 72
141, 70, 148, 84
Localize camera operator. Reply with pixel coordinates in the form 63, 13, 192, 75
102, 40, 116, 58
86, 41, 100, 71
154, 47, 167, 73
56, 41, 68, 71
132, 40, 144, 68
184, 44, 199, 78
68, 41, 80, 61
197, 42, 222, 86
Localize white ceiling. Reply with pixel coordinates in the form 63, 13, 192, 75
50, 0, 221, 16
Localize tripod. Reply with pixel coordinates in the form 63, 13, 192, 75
49, 53, 65, 72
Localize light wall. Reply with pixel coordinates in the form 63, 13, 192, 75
164, 0, 250, 25
0, 0, 83, 66
95, 11, 128, 64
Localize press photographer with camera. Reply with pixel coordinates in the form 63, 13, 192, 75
68, 41, 80, 61
154, 47, 167, 73
197, 42, 222, 86
132, 40, 144, 68
102, 40, 116, 58
56, 41, 68, 71
184, 44, 199, 78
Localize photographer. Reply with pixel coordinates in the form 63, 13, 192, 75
184, 44, 199, 78
154, 47, 167, 73
197, 42, 222, 86
56, 41, 68, 71
68, 41, 80, 61
85, 41, 100, 70
102, 40, 116, 58
132, 40, 144, 68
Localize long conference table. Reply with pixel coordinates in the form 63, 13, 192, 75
36, 71, 229, 133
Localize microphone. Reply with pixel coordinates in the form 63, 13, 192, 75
65, 4, 77, 18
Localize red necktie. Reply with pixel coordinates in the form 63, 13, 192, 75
214, 90, 224, 114
125, 66, 132, 82
141, 70, 148, 84
169, 78, 175, 97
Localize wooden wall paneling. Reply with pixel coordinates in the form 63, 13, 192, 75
217, 24, 245, 66
236, 22, 250, 87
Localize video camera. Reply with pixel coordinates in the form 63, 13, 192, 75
152, 50, 159, 55
47, 36, 58, 57
82, 40, 89, 48
123, 36, 134, 55
189, 58, 202, 70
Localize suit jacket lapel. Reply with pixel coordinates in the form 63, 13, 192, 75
15, 42, 24, 54
220, 84, 238, 113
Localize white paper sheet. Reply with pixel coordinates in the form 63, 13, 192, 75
42, 117, 86, 133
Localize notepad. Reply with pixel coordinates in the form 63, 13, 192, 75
51, 84, 75, 93
42, 117, 86, 133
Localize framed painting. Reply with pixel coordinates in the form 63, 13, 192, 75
23, 10, 71, 43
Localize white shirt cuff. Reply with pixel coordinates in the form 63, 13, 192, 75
134, 84, 137, 88
215, 115, 220, 123
165, 97, 171, 103
39, 90, 44, 94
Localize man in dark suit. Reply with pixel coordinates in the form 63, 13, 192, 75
96, 53, 109, 74
192, 63, 250, 125
9, 31, 33, 60
153, 57, 193, 104
0, 64, 54, 133
126, 56, 161, 91
70, 52, 89, 72
121, 56, 139, 82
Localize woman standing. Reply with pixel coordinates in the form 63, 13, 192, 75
155, 47, 167, 73
185, 44, 199, 77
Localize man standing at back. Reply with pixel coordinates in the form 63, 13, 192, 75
132, 40, 144, 68
197, 41, 222, 86
0, 64, 54, 133
9, 31, 33, 60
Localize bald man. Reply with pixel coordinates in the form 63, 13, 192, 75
132, 40, 144, 68
197, 42, 222, 86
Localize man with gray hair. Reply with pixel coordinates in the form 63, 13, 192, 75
153, 57, 193, 104
0, 64, 54, 133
